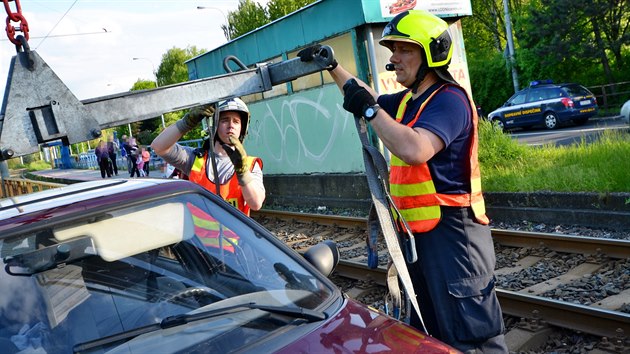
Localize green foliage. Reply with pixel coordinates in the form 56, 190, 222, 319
480, 129, 630, 192
26, 159, 53, 171
468, 51, 513, 112
131, 80, 156, 91
226, 0, 316, 39
478, 119, 529, 168
465, 0, 630, 109
157, 46, 206, 86
267, 0, 315, 21
7, 158, 27, 170
226, 0, 268, 40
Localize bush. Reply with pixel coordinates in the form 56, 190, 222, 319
27, 160, 53, 171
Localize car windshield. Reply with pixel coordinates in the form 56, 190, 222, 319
0, 193, 334, 353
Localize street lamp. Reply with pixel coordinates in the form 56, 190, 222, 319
132, 57, 166, 128
196, 6, 230, 41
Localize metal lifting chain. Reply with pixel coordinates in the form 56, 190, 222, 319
3, 0, 29, 51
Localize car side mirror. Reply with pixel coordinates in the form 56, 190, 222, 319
303, 240, 339, 277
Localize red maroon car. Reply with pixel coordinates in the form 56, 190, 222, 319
0, 179, 458, 353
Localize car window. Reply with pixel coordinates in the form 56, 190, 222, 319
543, 88, 564, 99
527, 88, 548, 103
508, 92, 527, 105
562, 84, 591, 96
0, 193, 334, 353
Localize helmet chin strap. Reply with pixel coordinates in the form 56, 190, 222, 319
214, 134, 229, 146
410, 62, 429, 94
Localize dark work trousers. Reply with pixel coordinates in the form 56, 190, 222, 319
98, 158, 112, 178
129, 156, 141, 177
108, 153, 118, 175
407, 206, 508, 353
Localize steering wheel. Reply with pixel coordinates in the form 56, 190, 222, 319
164, 286, 226, 306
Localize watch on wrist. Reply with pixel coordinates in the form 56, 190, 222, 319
363, 104, 381, 121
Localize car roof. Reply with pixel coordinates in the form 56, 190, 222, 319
0, 179, 201, 230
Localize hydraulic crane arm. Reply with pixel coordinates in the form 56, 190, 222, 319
0, 46, 335, 160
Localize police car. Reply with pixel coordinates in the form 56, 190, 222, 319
488, 80, 599, 130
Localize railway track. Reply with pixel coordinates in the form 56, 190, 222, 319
252, 209, 630, 353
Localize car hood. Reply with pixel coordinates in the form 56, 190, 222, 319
276, 298, 460, 353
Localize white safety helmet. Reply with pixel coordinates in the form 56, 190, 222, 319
218, 98, 250, 142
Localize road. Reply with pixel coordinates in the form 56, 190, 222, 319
509, 116, 629, 146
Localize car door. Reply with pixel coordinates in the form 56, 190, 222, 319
501, 91, 527, 127
520, 88, 547, 126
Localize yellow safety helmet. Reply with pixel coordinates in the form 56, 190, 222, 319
380, 10, 453, 68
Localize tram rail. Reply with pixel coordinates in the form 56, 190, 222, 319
252, 209, 630, 348
3, 177, 629, 349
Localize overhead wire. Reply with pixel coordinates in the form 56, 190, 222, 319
34, 0, 80, 50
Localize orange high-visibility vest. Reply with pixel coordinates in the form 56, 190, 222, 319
187, 202, 239, 252
389, 85, 489, 233
188, 152, 262, 216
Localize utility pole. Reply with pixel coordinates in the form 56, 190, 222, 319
503, 0, 520, 93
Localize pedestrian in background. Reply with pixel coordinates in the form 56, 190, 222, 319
299, 9, 507, 353
107, 135, 119, 176
95, 140, 112, 179
120, 135, 132, 174
127, 137, 141, 178
141, 146, 151, 176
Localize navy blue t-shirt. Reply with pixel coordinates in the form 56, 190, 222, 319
377, 83, 473, 194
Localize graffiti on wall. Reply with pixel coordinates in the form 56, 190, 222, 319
247, 85, 365, 175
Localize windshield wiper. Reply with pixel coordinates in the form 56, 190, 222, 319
73, 302, 326, 353
161, 302, 327, 328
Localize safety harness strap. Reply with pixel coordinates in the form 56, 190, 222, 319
354, 117, 428, 334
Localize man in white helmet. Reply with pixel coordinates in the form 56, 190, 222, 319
152, 98, 265, 216
299, 9, 507, 354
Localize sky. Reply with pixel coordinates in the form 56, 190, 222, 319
0, 0, 268, 101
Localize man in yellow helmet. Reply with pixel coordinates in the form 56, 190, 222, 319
299, 9, 507, 353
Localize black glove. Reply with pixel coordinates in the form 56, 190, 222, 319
342, 79, 376, 117
175, 104, 215, 133
297, 44, 338, 71
222, 135, 253, 186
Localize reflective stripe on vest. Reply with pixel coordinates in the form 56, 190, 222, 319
188, 153, 262, 216
187, 202, 239, 253
390, 85, 489, 233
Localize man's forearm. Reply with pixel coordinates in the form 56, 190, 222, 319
241, 178, 265, 211
329, 65, 378, 98
151, 124, 183, 157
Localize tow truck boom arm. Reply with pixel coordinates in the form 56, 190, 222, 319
0, 47, 334, 160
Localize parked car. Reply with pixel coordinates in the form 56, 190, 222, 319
488, 80, 599, 131
0, 179, 458, 354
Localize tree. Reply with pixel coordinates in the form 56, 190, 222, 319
519, 0, 629, 84
155, 46, 209, 140
224, 0, 268, 40
463, 0, 629, 112
462, 0, 529, 112
157, 46, 206, 86
223, 0, 317, 40
267, 0, 316, 21
121, 46, 208, 142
